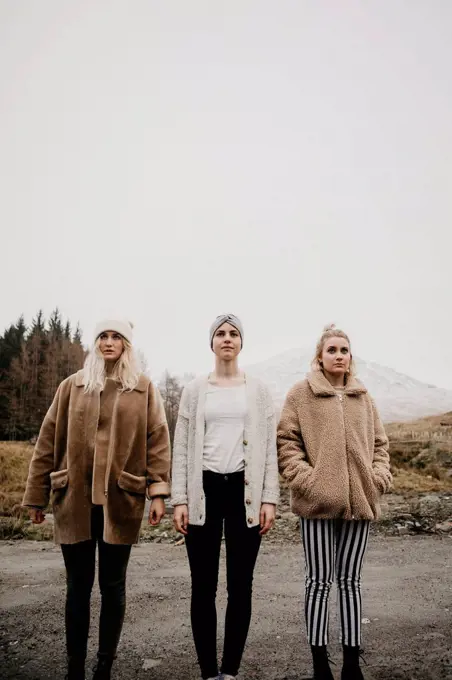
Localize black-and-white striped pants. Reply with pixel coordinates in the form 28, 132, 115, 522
300, 518, 370, 647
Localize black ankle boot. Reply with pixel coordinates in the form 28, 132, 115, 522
311, 645, 335, 680
65, 656, 85, 680
341, 645, 365, 680
92, 654, 115, 680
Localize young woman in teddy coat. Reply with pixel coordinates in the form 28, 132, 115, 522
277, 325, 392, 680
22, 320, 171, 680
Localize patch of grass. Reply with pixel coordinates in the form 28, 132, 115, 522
386, 411, 452, 437
387, 412, 452, 488
1, 431, 452, 544
0, 442, 34, 516
391, 466, 452, 493
0, 516, 53, 541
139, 517, 179, 543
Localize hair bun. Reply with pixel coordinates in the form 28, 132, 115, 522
323, 323, 336, 332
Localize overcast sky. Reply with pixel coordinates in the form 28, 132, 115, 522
1, 1, 451, 388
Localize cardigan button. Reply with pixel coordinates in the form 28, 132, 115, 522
245, 479, 249, 485
246, 499, 251, 505
247, 517, 253, 524
243, 440, 248, 446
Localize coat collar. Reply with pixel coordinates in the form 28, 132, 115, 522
74, 369, 148, 392
306, 370, 367, 397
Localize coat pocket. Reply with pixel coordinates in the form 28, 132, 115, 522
117, 470, 146, 496
299, 466, 316, 497
50, 468, 69, 491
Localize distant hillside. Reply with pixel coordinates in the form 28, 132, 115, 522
387, 411, 452, 479
245, 349, 452, 422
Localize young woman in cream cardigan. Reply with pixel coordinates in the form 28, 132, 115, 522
171, 314, 279, 680
278, 325, 392, 680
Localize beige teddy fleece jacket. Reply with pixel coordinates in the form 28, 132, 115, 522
277, 371, 392, 521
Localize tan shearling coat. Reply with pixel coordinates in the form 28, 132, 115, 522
277, 371, 392, 521
22, 370, 171, 545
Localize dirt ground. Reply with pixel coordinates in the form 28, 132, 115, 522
1, 535, 451, 680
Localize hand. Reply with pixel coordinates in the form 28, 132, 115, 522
148, 497, 166, 526
259, 503, 276, 536
173, 504, 189, 535
28, 508, 45, 524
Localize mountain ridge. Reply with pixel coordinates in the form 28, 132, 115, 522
245, 348, 452, 422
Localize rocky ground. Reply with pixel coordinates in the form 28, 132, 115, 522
1, 489, 452, 680
0, 535, 451, 680
138, 489, 452, 545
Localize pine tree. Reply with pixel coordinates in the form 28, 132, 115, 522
0, 311, 85, 440
73, 323, 83, 344
158, 371, 183, 446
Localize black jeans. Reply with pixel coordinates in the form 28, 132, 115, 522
185, 471, 262, 679
61, 505, 132, 660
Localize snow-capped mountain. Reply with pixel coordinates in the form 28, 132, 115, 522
245, 348, 452, 422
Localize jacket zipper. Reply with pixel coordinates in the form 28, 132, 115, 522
338, 392, 353, 518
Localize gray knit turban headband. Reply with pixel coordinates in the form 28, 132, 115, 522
209, 314, 244, 349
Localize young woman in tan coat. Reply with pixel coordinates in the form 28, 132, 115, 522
277, 325, 392, 680
22, 320, 171, 680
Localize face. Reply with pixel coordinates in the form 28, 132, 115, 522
212, 322, 242, 360
320, 336, 351, 377
98, 331, 124, 362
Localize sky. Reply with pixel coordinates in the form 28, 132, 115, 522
1, 1, 451, 388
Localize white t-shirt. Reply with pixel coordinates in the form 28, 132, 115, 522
203, 383, 247, 474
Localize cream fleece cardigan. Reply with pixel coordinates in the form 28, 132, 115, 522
171, 375, 280, 527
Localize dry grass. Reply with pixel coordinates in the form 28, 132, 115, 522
0, 442, 34, 517
1, 418, 452, 541
386, 411, 452, 437
386, 411, 452, 492
391, 466, 452, 493
0, 516, 53, 541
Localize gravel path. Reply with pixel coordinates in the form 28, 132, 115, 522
1, 535, 451, 679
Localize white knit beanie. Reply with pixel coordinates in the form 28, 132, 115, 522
94, 319, 134, 344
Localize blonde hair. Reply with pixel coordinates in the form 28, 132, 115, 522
82, 336, 142, 393
311, 324, 355, 375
